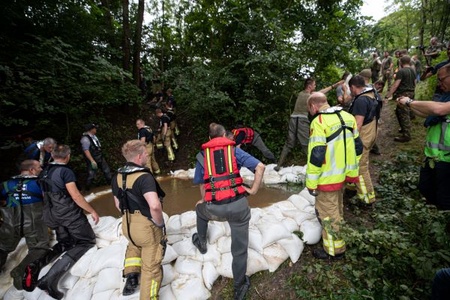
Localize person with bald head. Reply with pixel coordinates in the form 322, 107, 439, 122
306, 92, 362, 260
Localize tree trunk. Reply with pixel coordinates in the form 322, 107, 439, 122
133, 0, 145, 86
122, 0, 131, 72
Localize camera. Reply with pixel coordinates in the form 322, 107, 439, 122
416, 45, 426, 51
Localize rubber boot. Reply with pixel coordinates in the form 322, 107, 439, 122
23, 248, 62, 292
274, 146, 290, 171
234, 276, 250, 300
122, 272, 140, 296
37, 254, 75, 300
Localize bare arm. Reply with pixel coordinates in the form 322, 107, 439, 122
397, 97, 450, 116
318, 80, 344, 94
196, 183, 206, 206
66, 182, 99, 224
244, 162, 265, 195
385, 79, 401, 99
114, 196, 121, 211
144, 191, 164, 226
354, 115, 364, 131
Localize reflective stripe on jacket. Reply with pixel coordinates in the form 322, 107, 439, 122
202, 137, 246, 202
306, 105, 361, 192
425, 115, 450, 162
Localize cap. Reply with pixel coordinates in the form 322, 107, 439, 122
84, 123, 98, 131
359, 69, 372, 79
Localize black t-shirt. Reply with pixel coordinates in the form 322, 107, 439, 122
46, 164, 77, 193
111, 164, 157, 216
350, 91, 379, 125
159, 114, 171, 128
138, 127, 154, 144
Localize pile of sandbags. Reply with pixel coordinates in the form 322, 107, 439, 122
0, 165, 321, 300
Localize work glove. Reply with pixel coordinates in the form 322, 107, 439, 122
308, 189, 318, 197
90, 160, 98, 170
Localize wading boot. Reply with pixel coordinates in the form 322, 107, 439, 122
122, 272, 140, 296
192, 233, 207, 254
23, 249, 61, 292
312, 248, 345, 261
234, 276, 250, 300
37, 254, 75, 300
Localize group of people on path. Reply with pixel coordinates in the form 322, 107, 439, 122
1, 40, 450, 299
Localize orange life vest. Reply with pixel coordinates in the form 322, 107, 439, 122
232, 127, 254, 144
202, 137, 246, 202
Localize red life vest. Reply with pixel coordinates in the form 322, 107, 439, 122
201, 137, 246, 202
232, 127, 254, 144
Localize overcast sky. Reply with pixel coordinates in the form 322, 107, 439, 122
361, 0, 387, 22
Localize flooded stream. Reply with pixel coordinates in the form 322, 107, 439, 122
89, 177, 298, 217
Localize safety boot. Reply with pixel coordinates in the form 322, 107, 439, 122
192, 233, 207, 254
122, 272, 140, 296
37, 254, 75, 300
234, 276, 250, 300
274, 146, 290, 172
312, 248, 345, 261
23, 247, 64, 291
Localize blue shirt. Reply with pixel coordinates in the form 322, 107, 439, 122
193, 147, 261, 185
1, 177, 43, 207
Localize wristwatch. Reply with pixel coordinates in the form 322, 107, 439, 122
405, 98, 414, 107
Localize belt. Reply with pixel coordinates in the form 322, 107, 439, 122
208, 194, 245, 205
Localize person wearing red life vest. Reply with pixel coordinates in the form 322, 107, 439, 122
192, 123, 265, 300
231, 123, 277, 163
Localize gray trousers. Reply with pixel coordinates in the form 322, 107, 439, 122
196, 198, 251, 288
251, 132, 276, 161
281, 115, 310, 155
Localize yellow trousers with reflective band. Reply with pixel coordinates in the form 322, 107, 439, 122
145, 143, 160, 175
156, 129, 175, 161
122, 211, 164, 300
356, 119, 376, 204
315, 190, 346, 256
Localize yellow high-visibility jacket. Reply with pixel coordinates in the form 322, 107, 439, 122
306, 105, 363, 192
425, 114, 450, 162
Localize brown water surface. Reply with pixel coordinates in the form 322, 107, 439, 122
89, 177, 297, 217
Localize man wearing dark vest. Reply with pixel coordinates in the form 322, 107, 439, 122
136, 118, 161, 175
111, 140, 166, 298
0, 160, 49, 290
23, 145, 99, 299
80, 123, 112, 190
192, 123, 265, 300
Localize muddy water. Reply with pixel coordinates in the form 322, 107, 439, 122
89, 177, 298, 217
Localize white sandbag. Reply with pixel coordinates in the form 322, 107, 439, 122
263, 243, 289, 272
171, 170, 190, 178
288, 194, 312, 211
198, 243, 221, 266
294, 211, 317, 226
299, 188, 316, 206
207, 221, 226, 244
180, 211, 196, 228
166, 215, 183, 235
91, 289, 115, 300
303, 205, 316, 214
246, 248, 269, 276
263, 173, 282, 185
280, 173, 300, 183
215, 252, 233, 278
277, 234, 304, 263
84, 193, 97, 202
94, 218, 122, 242
23, 287, 45, 300
300, 219, 322, 245
162, 244, 178, 264
202, 261, 220, 290
277, 166, 294, 175
3, 286, 23, 300
95, 238, 112, 248
216, 236, 231, 253
93, 267, 122, 294
70, 246, 97, 277
248, 227, 263, 254
172, 238, 197, 257
223, 222, 231, 236
94, 188, 112, 197
159, 284, 176, 300
171, 275, 211, 300
292, 165, 306, 175
167, 233, 184, 244
239, 167, 254, 178
59, 272, 79, 290
273, 200, 297, 211
162, 263, 178, 287
281, 217, 299, 232
174, 256, 203, 276
64, 277, 95, 300
256, 219, 291, 248
92, 216, 119, 238
249, 208, 263, 225
87, 243, 126, 277
261, 206, 284, 220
